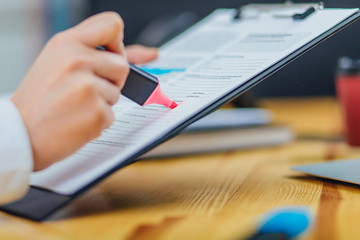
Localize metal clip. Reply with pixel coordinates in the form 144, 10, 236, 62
233, 1, 324, 20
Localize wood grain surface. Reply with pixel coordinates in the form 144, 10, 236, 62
1, 97, 360, 240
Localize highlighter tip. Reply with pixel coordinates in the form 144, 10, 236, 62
169, 101, 178, 109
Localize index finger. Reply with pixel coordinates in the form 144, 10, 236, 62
69, 12, 125, 54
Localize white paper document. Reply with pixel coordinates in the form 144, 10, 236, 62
31, 8, 359, 195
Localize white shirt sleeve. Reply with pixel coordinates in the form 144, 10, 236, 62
0, 98, 33, 205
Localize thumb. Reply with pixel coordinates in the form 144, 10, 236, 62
126, 45, 159, 64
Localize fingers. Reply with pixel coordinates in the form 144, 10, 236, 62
46, 34, 129, 90
125, 44, 159, 64
74, 72, 121, 106
97, 98, 115, 130
90, 74, 121, 105
61, 11, 130, 89
76, 74, 118, 130
69, 12, 125, 55
89, 49, 130, 89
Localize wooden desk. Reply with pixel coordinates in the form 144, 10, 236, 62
1, 97, 360, 240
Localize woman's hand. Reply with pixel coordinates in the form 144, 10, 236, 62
11, 12, 129, 171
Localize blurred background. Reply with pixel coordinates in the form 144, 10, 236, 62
1, 0, 360, 98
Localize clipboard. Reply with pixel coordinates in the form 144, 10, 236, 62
2, 3, 360, 221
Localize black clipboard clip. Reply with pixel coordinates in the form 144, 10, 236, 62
233, 1, 325, 21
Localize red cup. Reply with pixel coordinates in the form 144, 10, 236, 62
336, 57, 360, 146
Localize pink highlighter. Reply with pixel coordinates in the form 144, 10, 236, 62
122, 64, 177, 109
96, 46, 177, 109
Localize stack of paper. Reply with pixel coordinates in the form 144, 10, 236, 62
142, 108, 294, 158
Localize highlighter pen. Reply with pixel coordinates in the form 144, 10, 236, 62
96, 46, 177, 109
123, 64, 178, 109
